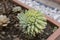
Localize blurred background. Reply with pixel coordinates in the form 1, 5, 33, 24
35, 0, 60, 9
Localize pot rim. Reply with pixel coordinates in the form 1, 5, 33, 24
13, 0, 60, 40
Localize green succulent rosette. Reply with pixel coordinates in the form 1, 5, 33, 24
17, 9, 47, 37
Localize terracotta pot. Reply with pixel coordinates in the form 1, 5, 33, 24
47, 28, 60, 40
13, 0, 60, 40
54, 0, 60, 3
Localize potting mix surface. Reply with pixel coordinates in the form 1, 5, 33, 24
0, 0, 58, 40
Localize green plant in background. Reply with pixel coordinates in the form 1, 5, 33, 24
12, 6, 22, 13
17, 9, 47, 37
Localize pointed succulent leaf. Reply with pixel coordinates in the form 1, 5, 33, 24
17, 9, 47, 37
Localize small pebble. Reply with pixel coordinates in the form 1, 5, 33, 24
45, 33, 49, 35
1, 31, 5, 35
12, 35, 18, 38
41, 38, 46, 40
14, 24, 19, 27
13, 37, 19, 40
7, 35, 11, 38
0, 35, 5, 39
56, 16, 60, 22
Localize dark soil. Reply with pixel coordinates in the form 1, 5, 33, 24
0, 0, 58, 40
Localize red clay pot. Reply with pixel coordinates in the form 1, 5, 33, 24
54, 0, 60, 3
13, 0, 60, 40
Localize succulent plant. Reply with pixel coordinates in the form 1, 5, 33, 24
17, 9, 47, 37
0, 15, 10, 27
12, 6, 22, 13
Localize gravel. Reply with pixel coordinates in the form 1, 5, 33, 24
18, 0, 60, 22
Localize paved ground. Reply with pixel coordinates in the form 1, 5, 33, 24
35, 0, 60, 10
